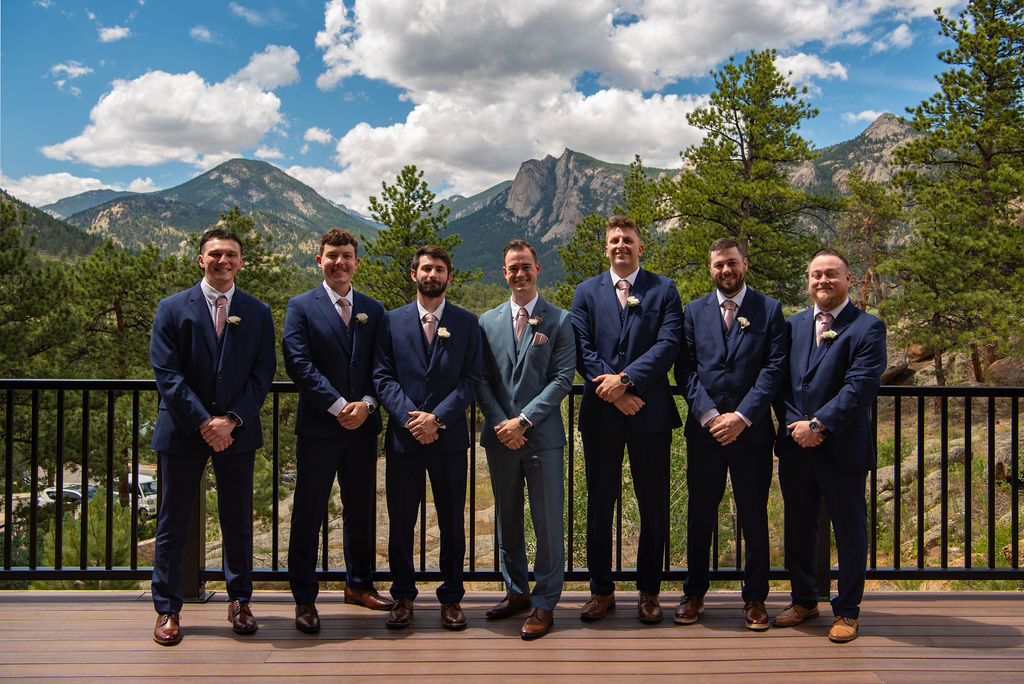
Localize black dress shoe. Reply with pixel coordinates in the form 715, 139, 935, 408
153, 612, 182, 646
227, 600, 258, 635
441, 602, 467, 630
386, 598, 414, 629
295, 603, 320, 633
486, 592, 532, 619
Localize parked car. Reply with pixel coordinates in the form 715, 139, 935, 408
128, 474, 158, 519
37, 485, 95, 508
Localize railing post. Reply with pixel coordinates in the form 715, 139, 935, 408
181, 469, 214, 602
816, 501, 831, 602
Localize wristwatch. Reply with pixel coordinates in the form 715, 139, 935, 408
808, 418, 825, 434
518, 415, 530, 429
363, 400, 376, 413
619, 372, 632, 386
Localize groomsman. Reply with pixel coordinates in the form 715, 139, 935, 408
773, 248, 886, 643
150, 228, 275, 645
373, 245, 482, 630
570, 215, 683, 623
478, 239, 575, 639
673, 238, 786, 630
282, 228, 391, 635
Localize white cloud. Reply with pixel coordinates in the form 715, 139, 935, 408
775, 53, 848, 95
98, 26, 131, 42
51, 61, 93, 79
229, 45, 300, 90
303, 127, 333, 144
41, 67, 285, 167
229, 2, 270, 26
1, 172, 158, 207
255, 146, 284, 159
872, 23, 915, 53
190, 25, 217, 43
843, 109, 887, 125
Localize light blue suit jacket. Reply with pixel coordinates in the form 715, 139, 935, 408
477, 297, 575, 453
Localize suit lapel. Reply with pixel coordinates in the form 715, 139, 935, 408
513, 299, 543, 374
190, 285, 220, 363
807, 304, 857, 375
616, 270, 643, 345
403, 304, 430, 369
317, 288, 352, 357
725, 290, 758, 363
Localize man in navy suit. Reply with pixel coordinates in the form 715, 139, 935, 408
282, 228, 392, 635
673, 238, 786, 630
570, 215, 683, 624
373, 245, 482, 630
478, 239, 575, 639
149, 228, 275, 645
772, 248, 886, 643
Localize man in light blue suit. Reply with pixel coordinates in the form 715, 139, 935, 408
570, 215, 683, 624
772, 248, 886, 643
282, 228, 392, 635
478, 239, 575, 639
373, 245, 482, 631
150, 228, 275, 645
673, 238, 786, 630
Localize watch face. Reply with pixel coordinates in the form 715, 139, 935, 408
620, 373, 631, 385
519, 417, 529, 428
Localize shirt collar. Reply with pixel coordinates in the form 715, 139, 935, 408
322, 281, 354, 306
716, 284, 747, 309
200, 278, 234, 305
814, 298, 849, 319
510, 294, 539, 320
609, 267, 640, 288
416, 298, 446, 323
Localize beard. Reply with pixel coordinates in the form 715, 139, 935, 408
417, 278, 447, 298
714, 272, 744, 297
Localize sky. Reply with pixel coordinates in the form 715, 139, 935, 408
1, 0, 961, 214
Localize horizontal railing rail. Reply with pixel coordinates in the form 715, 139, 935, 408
1, 378, 1021, 592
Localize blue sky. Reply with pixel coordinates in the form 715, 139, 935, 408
2, 0, 959, 212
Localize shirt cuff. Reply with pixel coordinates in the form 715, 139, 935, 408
518, 412, 533, 427
360, 395, 376, 411
327, 396, 346, 416
735, 411, 752, 427
699, 408, 720, 427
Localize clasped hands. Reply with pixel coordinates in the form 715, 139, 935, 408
494, 418, 528, 450
200, 416, 235, 452
593, 373, 645, 416
406, 410, 441, 445
335, 400, 370, 430
706, 412, 746, 446
787, 420, 825, 448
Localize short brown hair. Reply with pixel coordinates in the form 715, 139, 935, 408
810, 247, 849, 270
709, 237, 745, 260
320, 228, 358, 256
606, 215, 642, 241
412, 244, 452, 273
199, 228, 243, 255
502, 239, 537, 261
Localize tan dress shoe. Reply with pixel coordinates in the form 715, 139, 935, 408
828, 616, 859, 643
441, 602, 467, 630
637, 591, 663, 624
773, 602, 819, 628
344, 585, 395, 611
743, 600, 769, 631
580, 592, 615, 621
486, 592, 532, 619
227, 600, 258, 635
153, 612, 182, 646
673, 595, 703, 624
520, 607, 554, 639
295, 603, 320, 633
386, 598, 414, 629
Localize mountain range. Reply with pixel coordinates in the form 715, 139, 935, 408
10, 113, 917, 280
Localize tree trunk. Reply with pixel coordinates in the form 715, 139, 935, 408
969, 342, 985, 383
934, 351, 946, 387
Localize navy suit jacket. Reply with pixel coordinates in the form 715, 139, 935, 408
282, 285, 384, 440
150, 282, 276, 455
571, 268, 682, 435
373, 300, 483, 455
773, 303, 887, 472
477, 297, 575, 453
675, 287, 786, 446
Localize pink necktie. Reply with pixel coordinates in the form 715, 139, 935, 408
423, 313, 437, 343
215, 295, 227, 338
337, 298, 351, 325
515, 308, 528, 341
816, 312, 834, 347
721, 299, 737, 329
616, 279, 630, 309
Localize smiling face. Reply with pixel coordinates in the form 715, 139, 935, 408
412, 254, 452, 300
317, 242, 359, 295
605, 226, 643, 277
198, 237, 243, 292
502, 248, 539, 303
807, 253, 851, 310
709, 246, 747, 297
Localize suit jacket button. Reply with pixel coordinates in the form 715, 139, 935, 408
212, 402, 218, 409
217, 374, 223, 380
802, 383, 809, 390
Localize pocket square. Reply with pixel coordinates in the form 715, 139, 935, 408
531, 332, 549, 346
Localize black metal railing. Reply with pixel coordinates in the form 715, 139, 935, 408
1, 379, 1021, 591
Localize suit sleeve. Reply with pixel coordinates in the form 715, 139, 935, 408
520, 310, 576, 425
226, 301, 276, 427
432, 313, 483, 426
815, 316, 887, 434
373, 313, 419, 421
623, 282, 682, 397
571, 283, 615, 382
150, 299, 210, 433
282, 297, 342, 413
735, 299, 787, 424
476, 316, 510, 427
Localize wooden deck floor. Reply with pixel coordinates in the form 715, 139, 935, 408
1, 590, 1023, 682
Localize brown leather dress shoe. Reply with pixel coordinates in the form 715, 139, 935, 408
743, 600, 769, 631
386, 598, 414, 629
441, 602, 467, 630
486, 592, 532, 620
673, 595, 704, 624
637, 591, 663, 624
773, 602, 819, 628
295, 603, 320, 634
153, 612, 182, 646
227, 600, 258, 635
828, 616, 859, 643
344, 585, 395, 611
580, 592, 615, 621
520, 607, 554, 639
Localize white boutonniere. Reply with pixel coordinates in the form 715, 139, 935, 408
355, 312, 368, 324
626, 295, 640, 308
528, 316, 541, 327
821, 330, 838, 343
227, 316, 241, 326
737, 316, 750, 329
436, 327, 451, 340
